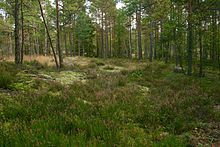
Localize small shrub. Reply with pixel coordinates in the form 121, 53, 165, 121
0, 72, 14, 89
25, 60, 44, 69
117, 78, 126, 87
120, 70, 129, 76
88, 63, 97, 69
96, 61, 105, 66
130, 70, 144, 79
103, 66, 115, 70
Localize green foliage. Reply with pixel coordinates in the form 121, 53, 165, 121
0, 59, 220, 146
0, 72, 14, 89
129, 70, 144, 79
76, 12, 95, 56
0, 63, 17, 89
153, 135, 187, 147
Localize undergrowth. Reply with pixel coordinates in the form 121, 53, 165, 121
0, 59, 219, 146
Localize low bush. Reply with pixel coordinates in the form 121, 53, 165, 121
0, 71, 15, 89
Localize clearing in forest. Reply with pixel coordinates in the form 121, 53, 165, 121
0, 57, 220, 146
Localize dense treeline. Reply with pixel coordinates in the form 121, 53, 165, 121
0, 0, 219, 76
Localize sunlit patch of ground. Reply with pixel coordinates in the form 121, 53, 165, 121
3, 55, 55, 66
64, 56, 95, 67
50, 71, 87, 85
3, 56, 148, 72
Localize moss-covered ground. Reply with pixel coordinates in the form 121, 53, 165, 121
0, 57, 220, 146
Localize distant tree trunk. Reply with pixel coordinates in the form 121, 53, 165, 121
112, 19, 116, 57
20, 0, 24, 63
82, 42, 85, 56
165, 42, 169, 64
174, 28, 178, 66
44, 3, 48, 56
96, 28, 100, 57
9, 33, 13, 56
38, 0, 59, 69
149, 21, 153, 62
109, 24, 112, 58
56, 0, 63, 68
34, 29, 38, 55
212, 10, 217, 70
73, 15, 76, 57
129, 17, 132, 59
199, 24, 203, 77
154, 26, 158, 60
160, 20, 163, 60
28, 27, 32, 57
105, 15, 109, 58
187, 0, 193, 76
136, 6, 142, 61
78, 39, 81, 56
101, 11, 104, 58
144, 32, 148, 61
64, 32, 68, 56
14, 0, 20, 64
69, 30, 73, 56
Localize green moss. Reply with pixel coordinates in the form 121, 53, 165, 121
0, 58, 219, 146
100, 65, 126, 73
52, 71, 87, 85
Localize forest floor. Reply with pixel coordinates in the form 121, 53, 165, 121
0, 56, 220, 146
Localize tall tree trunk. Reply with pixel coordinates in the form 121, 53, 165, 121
44, 3, 48, 56
160, 20, 163, 60
101, 11, 104, 58
199, 25, 203, 77
38, 0, 59, 69
96, 28, 100, 57
9, 33, 13, 56
174, 28, 178, 66
149, 21, 153, 62
144, 32, 148, 61
109, 24, 112, 58
154, 26, 158, 60
129, 17, 132, 59
28, 27, 32, 57
20, 0, 24, 63
212, 10, 217, 70
56, 0, 63, 68
14, 0, 20, 64
136, 6, 142, 61
105, 16, 109, 58
69, 30, 73, 56
64, 32, 68, 56
187, 0, 193, 76
45, 27, 48, 56
73, 14, 76, 57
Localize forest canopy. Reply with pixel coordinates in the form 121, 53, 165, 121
0, 0, 219, 76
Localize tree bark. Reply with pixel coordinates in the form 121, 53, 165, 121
14, 0, 20, 64
38, 0, 59, 69
20, 0, 24, 63
105, 15, 109, 58
136, 6, 142, 61
101, 11, 104, 58
199, 25, 203, 77
56, 0, 63, 68
149, 21, 153, 62
69, 30, 73, 56
129, 17, 132, 59
187, 0, 193, 76
64, 32, 68, 56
